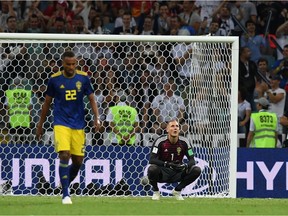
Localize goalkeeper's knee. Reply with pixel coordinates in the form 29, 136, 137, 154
147, 165, 161, 180
188, 165, 201, 177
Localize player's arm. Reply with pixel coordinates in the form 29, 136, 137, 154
88, 93, 100, 131
186, 152, 196, 169
185, 142, 196, 169
36, 95, 52, 140
149, 145, 165, 166
246, 131, 254, 148
246, 117, 255, 148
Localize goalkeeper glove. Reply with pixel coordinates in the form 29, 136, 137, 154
164, 162, 188, 172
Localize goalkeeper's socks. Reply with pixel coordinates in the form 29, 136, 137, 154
59, 160, 70, 198
69, 163, 81, 184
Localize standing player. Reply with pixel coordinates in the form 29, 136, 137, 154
36, 50, 100, 204
148, 119, 201, 200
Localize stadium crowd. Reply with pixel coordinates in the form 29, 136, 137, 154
0, 0, 288, 147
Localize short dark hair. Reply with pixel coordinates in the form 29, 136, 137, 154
245, 19, 255, 27
257, 57, 268, 65
238, 87, 247, 100
6, 16, 16, 23
62, 50, 75, 60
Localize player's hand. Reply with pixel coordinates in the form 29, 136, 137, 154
165, 162, 188, 172
172, 163, 188, 172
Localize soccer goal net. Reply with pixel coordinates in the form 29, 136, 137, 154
0, 33, 238, 198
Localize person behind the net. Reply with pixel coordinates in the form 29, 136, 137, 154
246, 97, 278, 148
147, 119, 201, 200
36, 50, 100, 204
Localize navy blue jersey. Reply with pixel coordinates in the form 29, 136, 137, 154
150, 135, 194, 164
45, 70, 94, 129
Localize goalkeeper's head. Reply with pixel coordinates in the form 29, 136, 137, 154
166, 119, 180, 139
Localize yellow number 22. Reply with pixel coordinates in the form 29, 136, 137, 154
65, 90, 77, 101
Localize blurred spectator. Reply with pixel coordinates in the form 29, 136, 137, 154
169, 15, 196, 36
198, 17, 220, 35
102, 66, 121, 109
126, 83, 146, 127
4, 16, 19, 33
189, 88, 210, 145
43, 0, 84, 31
171, 39, 202, 94
266, 74, 286, 136
69, 15, 92, 34
48, 17, 68, 33
257, 1, 283, 36
110, 1, 131, 20
106, 90, 140, 145
212, 1, 234, 36
102, 12, 114, 34
87, 6, 98, 28
76, 55, 92, 76
167, 1, 182, 17
255, 58, 271, 98
140, 70, 158, 132
275, 21, 288, 60
230, 1, 257, 36
178, 0, 201, 33
89, 15, 110, 34
90, 42, 114, 67
138, 15, 154, 35
150, 77, 188, 135
240, 19, 269, 63
71, 0, 93, 28
0, 37, 26, 106
130, 1, 153, 25
4, 76, 32, 144
271, 44, 288, 89
112, 13, 138, 60
0, 1, 16, 30
23, 13, 45, 33
239, 47, 258, 112
238, 87, 251, 143
114, 8, 136, 29
153, 2, 171, 35
113, 12, 138, 34
195, 0, 220, 26
116, 52, 140, 90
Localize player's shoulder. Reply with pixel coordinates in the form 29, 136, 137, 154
153, 135, 167, 147
76, 70, 88, 76
178, 136, 190, 145
51, 71, 62, 78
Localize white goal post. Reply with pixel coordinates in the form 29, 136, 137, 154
0, 33, 239, 198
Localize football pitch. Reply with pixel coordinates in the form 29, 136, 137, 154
0, 196, 288, 215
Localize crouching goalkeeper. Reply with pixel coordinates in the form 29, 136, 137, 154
148, 119, 201, 200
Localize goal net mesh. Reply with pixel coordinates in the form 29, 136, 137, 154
0, 35, 236, 197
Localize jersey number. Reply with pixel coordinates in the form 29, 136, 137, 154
171, 153, 174, 161
65, 90, 77, 101
259, 115, 273, 123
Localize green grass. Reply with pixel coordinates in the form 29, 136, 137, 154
0, 196, 288, 215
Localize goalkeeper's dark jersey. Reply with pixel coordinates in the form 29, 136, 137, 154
149, 135, 195, 165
